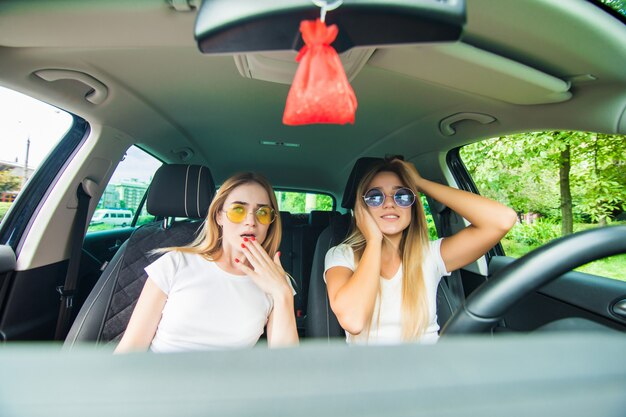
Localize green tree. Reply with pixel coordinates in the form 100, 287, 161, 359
572, 133, 626, 225
0, 170, 21, 192
277, 191, 305, 213
461, 133, 560, 216
462, 131, 626, 235
599, 0, 626, 15
315, 194, 333, 211
558, 138, 573, 235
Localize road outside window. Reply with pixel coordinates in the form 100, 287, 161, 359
461, 131, 626, 281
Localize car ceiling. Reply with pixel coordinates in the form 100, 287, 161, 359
0, 0, 625, 195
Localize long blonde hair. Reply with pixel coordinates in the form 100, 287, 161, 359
166, 172, 282, 261
344, 158, 430, 341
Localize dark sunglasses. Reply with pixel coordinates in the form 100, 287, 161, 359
224, 203, 276, 225
362, 187, 416, 208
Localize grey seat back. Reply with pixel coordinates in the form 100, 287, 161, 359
306, 157, 381, 338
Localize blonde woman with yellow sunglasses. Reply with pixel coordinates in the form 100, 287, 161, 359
115, 172, 298, 353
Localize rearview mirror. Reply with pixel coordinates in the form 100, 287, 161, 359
195, 0, 466, 54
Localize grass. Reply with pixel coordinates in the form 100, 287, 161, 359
86, 216, 155, 233
502, 221, 626, 282
575, 255, 626, 281
87, 223, 118, 232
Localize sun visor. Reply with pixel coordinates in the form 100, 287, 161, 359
194, 0, 466, 54
368, 42, 572, 105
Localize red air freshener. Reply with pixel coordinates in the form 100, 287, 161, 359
283, 19, 357, 125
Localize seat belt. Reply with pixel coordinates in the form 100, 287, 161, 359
54, 180, 93, 340
439, 206, 465, 312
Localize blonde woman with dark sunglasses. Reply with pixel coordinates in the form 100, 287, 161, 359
116, 172, 298, 353
325, 158, 517, 345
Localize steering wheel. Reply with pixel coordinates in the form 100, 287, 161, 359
441, 225, 626, 335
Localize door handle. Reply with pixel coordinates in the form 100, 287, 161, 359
108, 239, 123, 253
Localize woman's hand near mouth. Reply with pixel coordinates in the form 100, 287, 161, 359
235, 237, 292, 299
235, 237, 299, 348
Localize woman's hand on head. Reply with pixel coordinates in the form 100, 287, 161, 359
235, 239, 292, 300
400, 160, 424, 191
355, 203, 383, 243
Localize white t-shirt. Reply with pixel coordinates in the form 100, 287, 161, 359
324, 239, 450, 345
145, 251, 292, 353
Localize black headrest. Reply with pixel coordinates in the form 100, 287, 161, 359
341, 157, 384, 209
147, 164, 215, 219
309, 210, 337, 228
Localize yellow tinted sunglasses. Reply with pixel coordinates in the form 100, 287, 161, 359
224, 203, 276, 225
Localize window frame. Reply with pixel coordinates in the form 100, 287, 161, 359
0, 117, 90, 253
446, 146, 506, 260
86, 145, 163, 233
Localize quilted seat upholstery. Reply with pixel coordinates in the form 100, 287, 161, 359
64, 164, 214, 347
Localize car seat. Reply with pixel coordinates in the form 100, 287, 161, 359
64, 164, 214, 347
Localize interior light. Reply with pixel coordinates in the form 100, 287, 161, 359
260, 140, 301, 148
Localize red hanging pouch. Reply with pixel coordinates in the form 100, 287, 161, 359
283, 19, 357, 125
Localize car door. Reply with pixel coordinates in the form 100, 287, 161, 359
0, 87, 87, 341
487, 256, 626, 332
0, 87, 162, 341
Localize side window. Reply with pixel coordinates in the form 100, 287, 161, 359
87, 146, 162, 232
275, 191, 335, 213
421, 195, 438, 241
460, 131, 626, 281
0, 86, 73, 225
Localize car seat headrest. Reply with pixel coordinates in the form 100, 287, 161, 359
341, 157, 384, 209
308, 210, 337, 228
147, 164, 215, 219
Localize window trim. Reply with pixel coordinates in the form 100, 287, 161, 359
0, 117, 90, 253
85, 145, 163, 233
446, 146, 506, 259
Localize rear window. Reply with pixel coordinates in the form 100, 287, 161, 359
275, 191, 335, 214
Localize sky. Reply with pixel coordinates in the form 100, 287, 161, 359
0, 85, 161, 183
0, 86, 73, 168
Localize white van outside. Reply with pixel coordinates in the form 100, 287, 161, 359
90, 209, 134, 227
